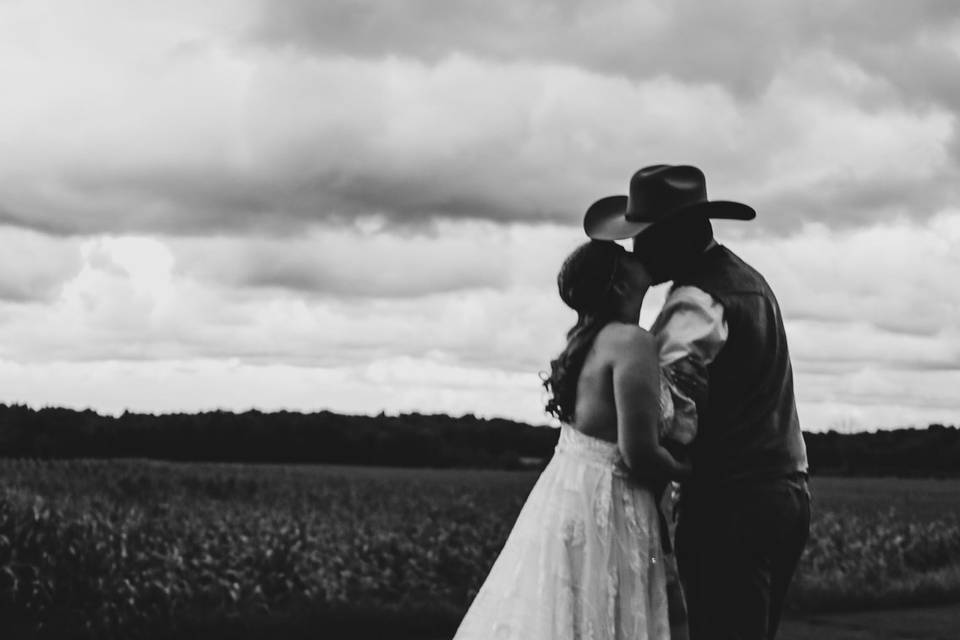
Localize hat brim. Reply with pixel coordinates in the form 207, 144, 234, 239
583, 196, 756, 241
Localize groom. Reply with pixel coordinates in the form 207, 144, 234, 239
584, 165, 810, 640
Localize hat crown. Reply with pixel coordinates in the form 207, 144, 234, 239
625, 165, 707, 223
582, 163, 754, 242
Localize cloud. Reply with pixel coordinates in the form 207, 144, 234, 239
796, 366, 960, 432
3, 214, 960, 430
170, 220, 577, 297
0, 356, 550, 423
0, 226, 83, 302
0, 223, 667, 375
1, 0, 958, 239
733, 212, 960, 337
250, 0, 960, 104
2, 1, 960, 431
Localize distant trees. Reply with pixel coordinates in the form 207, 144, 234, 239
0, 404, 559, 469
803, 422, 960, 476
0, 403, 958, 475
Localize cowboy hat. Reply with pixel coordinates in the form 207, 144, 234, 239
583, 164, 755, 241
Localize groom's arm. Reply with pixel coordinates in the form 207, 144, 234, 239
652, 286, 727, 435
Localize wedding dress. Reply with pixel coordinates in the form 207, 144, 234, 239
452, 381, 676, 640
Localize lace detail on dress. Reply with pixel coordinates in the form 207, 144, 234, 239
555, 426, 624, 468
452, 425, 670, 640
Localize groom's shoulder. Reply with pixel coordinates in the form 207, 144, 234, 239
688, 245, 769, 294
721, 246, 763, 277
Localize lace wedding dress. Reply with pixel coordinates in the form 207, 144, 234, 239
452, 386, 675, 640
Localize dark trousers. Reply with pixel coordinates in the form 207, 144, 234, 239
675, 475, 811, 640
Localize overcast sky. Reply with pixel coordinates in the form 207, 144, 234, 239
2, 0, 960, 431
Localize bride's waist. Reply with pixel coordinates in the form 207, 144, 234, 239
554, 425, 625, 471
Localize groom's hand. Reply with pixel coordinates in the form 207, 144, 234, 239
667, 355, 709, 416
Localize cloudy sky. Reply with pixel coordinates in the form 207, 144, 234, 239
2, 0, 960, 432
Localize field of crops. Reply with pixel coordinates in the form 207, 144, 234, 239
1, 459, 959, 639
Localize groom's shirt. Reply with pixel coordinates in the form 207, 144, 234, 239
656, 287, 726, 367
654, 244, 809, 484
652, 287, 726, 446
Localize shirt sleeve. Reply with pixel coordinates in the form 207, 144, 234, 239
651, 286, 728, 367
652, 286, 728, 445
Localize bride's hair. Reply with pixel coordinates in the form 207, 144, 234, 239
543, 240, 627, 424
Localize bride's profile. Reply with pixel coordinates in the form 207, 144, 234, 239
452, 239, 691, 640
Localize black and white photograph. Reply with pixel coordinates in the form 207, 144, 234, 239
1, 1, 959, 639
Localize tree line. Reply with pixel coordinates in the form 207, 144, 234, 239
1, 403, 958, 475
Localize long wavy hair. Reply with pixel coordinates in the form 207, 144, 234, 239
543, 240, 627, 424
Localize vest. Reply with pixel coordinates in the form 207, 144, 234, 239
674, 244, 808, 484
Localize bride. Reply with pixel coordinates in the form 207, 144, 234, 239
452, 239, 691, 640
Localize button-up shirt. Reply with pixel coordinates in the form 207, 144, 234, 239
652, 285, 727, 445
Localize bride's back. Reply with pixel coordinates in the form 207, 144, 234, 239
571, 322, 643, 443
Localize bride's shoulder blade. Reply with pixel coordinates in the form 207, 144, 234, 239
595, 323, 655, 360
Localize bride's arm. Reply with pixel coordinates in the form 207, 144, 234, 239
611, 326, 693, 482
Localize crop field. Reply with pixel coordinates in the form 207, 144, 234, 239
1, 459, 959, 639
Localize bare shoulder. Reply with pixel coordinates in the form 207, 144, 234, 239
596, 322, 655, 356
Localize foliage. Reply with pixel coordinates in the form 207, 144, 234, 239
0, 404, 558, 470
0, 461, 959, 638
2, 404, 960, 475
793, 509, 960, 610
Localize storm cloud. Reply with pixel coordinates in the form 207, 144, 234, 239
1, 0, 959, 238
2, 0, 960, 430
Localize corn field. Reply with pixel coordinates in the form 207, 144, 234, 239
1, 459, 958, 638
